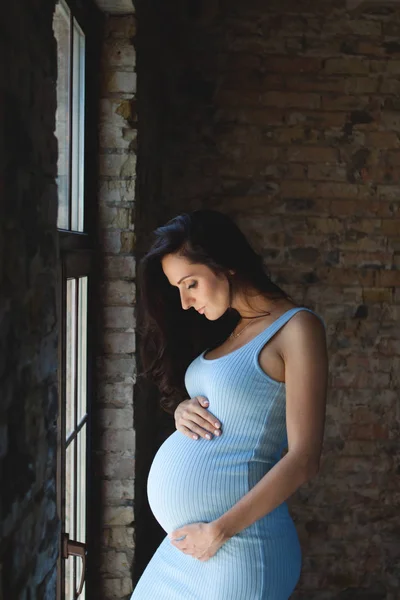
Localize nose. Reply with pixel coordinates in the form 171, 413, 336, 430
179, 288, 192, 310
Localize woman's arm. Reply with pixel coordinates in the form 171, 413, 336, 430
215, 311, 328, 538
170, 312, 328, 559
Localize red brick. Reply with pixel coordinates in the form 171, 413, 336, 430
221, 72, 283, 91
276, 126, 321, 144
286, 163, 308, 179
345, 219, 381, 234
306, 217, 343, 234
322, 95, 370, 111
319, 268, 374, 286
308, 164, 347, 182
343, 235, 389, 253
380, 79, 400, 95
215, 89, 264, 107
338, 251, 393, 269
332, 370, 390, 389
356, 42, 386, 57
343, 441, 378, 456
386, 151, 400, 166
381, 220, 400, 236
280, 180, 317, 198
376, 185, 400, 202
334, 200, 399, 218
286, 110, 346, 128
346, 19, 382, 36
316, 182, 358, 198
367, 132, 400, 149
369, 59, 388, 74
377, 337, 400, 355
224, 53, 262, 71
264, 56, 322, 74
282, 76, 348, 93
345, 77, 380, 94
348, 424, 390, 440
324, 57, 369, 75
363, 164, 400, 185
363, 288, 394, 303
269, 197, 331, 216
386, 60, 400, 74
375, 271, 400, 287
331, 199, 357, 216
286, 146, 338, 163
263, 91, 321, 109
216, 107, 286, 126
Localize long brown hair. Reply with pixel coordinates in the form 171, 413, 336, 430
138, 209, 293, 413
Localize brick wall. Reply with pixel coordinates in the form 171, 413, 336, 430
0, 1, 59, 598
94, 14, 137, 600
134, 0, 400, 597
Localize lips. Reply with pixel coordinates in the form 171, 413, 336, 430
197, 306, 206, 314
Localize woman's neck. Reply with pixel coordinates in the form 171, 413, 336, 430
231, 288, 281, 319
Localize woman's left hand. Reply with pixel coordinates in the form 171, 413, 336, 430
168, 521, 228, 561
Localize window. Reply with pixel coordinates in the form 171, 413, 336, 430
54, 0, 86, 233
53, 2, 92, 598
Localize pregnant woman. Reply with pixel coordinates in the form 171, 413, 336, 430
131, 209, 328, 599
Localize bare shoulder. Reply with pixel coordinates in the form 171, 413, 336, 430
289, 308, 325, 333
279, 308, 327, 357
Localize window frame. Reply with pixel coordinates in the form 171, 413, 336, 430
54, 1, 103, 598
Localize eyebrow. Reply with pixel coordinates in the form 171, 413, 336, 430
177, 274, 195, 285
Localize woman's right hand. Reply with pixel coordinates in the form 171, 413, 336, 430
174, 396, 222, 440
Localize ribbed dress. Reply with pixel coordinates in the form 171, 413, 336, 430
131, 307, 323, 600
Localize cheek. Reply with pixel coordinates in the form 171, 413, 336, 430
206, 277, 228, 304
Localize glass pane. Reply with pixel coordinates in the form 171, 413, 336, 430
54, 0, 71, 230
76, 424, 86, 544
77, 277, 87, 423
66, 279, 76, 437
65, 555, 74, 600
65, 438, 75, 599
71, 19, 85, 232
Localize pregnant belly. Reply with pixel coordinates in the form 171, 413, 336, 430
147, 431, 251, 533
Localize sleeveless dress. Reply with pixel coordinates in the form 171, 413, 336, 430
131, 307, 324, 600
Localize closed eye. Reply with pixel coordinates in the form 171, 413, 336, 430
188, 282, 197, 290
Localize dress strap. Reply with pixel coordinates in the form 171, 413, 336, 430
252, 306, 325, 354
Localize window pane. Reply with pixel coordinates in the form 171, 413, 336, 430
71, 20, 85, 232
76, 424, 87, 544
66, 279, 76, 437
65, 555, 75, 600
54, 0, 71, 230
65, 439, 75, 539
77, 277, 87, 422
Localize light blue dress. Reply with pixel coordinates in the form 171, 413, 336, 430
131, 307, 324, 599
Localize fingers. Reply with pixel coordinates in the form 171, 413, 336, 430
180, 410, 222, 439
171, 542, 210, 561
178, 420, 221, 441
196, 396, 209, 408
174, 396, 223, 440
176, 425, 201, 440
193, 396, 222, 432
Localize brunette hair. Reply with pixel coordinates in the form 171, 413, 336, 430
138, 209, 293, 413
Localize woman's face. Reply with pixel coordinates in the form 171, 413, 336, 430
161, 253, 230, 320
